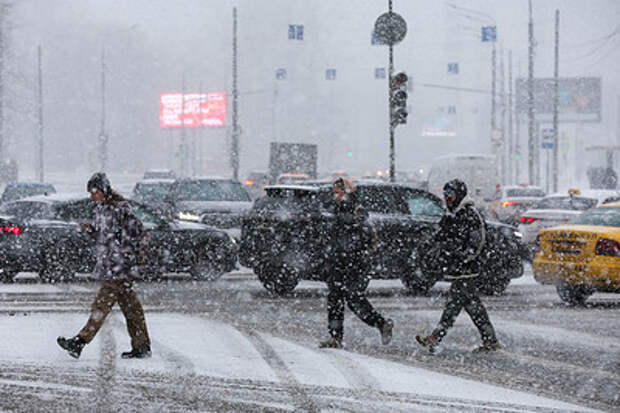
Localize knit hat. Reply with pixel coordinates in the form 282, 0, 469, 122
87, 172, 111, 195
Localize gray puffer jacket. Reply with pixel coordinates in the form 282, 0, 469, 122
90, 197, 143, 280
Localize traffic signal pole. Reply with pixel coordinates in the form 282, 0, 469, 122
388, 40, 395, 182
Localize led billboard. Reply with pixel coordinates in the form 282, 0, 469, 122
159, 92, 226, 128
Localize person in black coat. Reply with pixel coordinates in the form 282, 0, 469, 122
319, 177, 393, 349
415, 179, 500, 354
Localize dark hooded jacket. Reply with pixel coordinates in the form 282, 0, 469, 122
330, 190, 374, 262
88, 192, 144, 281
432, 180, 487, 279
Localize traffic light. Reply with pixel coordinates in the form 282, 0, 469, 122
390, 72, 408, 126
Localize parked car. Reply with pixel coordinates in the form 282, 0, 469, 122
518, 189, 620, 249
239, 182, 524, 296
131, 179, 175, 215
166, 177, 253, 230
275, 173, 311, 185
1, 182, 56, 203
533, 201, 620, 305
488, 185, 546, 225
143, 168, 176, 180
0, 193, 237, 283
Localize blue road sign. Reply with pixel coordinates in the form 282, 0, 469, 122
375, 68, 386, 79
448, 63, 459, 74
371, 31, 382, 45
481, 26, 497, 42
288, 25, 304, 40
542, 142, 555, 149
325, 68, 336, 80
288, 25, 295, 40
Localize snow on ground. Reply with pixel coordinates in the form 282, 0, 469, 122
0, 311, 596, 412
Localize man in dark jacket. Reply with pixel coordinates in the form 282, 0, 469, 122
415, 179, 500, 354
57, 172, 151, 359
319, 177, 393, 349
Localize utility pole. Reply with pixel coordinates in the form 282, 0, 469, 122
180, 75, 186, 177
499, 47, 506, 184
98, 47, 108, 171
388, 0, 395, 183
552, 9, 560, 192
0, 8, 4, 164
491, 43, 497, 138
231, 7, 240, 181
36, 45, 44, 182
527, 0, 536, 185
508, 50, 514, 184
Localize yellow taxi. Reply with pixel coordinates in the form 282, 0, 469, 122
533, 201, 620, 305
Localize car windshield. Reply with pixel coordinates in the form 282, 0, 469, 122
254, 187, 325, 216
134, 182, 172, 200
176, 180, 250, 202
506, 188, 545, 197
2, 185, 56, 202
534, 196, 598, 211
569, 207, 620, 227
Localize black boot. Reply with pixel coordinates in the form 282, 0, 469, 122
57, 336, 86, 359
121, 346, 151, 359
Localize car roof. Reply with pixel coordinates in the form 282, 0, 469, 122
174, 176, 238, 182
136, 179, 175, 184
4, 182, 54, 187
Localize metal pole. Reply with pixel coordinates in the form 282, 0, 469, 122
181, 75, 186, 177
99, 47, 107, 171
231, 7, 240, 181
527, 0, 535, 185
388, 0, 395, 183
0, 12, 4, 164
491, 43, 496, 135
552, 9, 560, 192
499, 46, 506, 185
37, 45, 44, 182
508, 50, 514, 184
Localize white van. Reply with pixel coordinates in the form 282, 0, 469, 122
426, 154, 499, 204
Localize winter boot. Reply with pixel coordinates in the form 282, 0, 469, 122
57, 336, 86, 359
380, 318, 394, 345
318, 337, 343, 349
121, 346, 152, 359
415, 334, 438, 354
472, 340, 501, 353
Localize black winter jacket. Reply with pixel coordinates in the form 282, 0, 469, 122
330, 191, 374, 260
432, 198, 487, 279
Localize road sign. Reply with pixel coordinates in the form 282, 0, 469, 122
374, 12, 407, 46
541, 128, 555, 149
447, 63, 459, 74
481, 26, 497, 42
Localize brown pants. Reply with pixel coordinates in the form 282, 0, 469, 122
78, 280, 150, 350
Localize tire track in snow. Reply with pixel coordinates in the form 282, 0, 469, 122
242, 330, 320, 412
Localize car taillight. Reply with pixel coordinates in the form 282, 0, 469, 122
1, 226, 21, 235
595, 238, 620, 257
244, 180, 255, 186
501, 200, 515, 208
519, 216, 536, 224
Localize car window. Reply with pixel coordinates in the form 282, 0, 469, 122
175, 180, 250, 202
130, 202, 165, 225
569, 207, 620, 227
534, 196, 598, 211
255, 188, 324, 215
0, 201, 54, 219
1, 184, 56, 202
357, 187, 409, 214
506, 188, 545, 197
133, 182, 172, 200
56, 200, 94, 221
404, 192, 444, 217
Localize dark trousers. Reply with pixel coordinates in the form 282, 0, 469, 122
78, 280, 151, 350
432, 278, 497, 343
327, 257, 385, 341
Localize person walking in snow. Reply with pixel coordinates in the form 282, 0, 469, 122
319, 177, 393, 349
415, 178, 500, 354
57, 172, 151, 359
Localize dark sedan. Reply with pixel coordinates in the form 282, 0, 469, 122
0, 193, 238, 283
239, 182, 524, 295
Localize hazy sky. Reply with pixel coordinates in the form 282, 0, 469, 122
5, 0, 620, 181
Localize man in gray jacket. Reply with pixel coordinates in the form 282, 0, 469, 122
57, 172, 151, 359
415, 179, 500, 354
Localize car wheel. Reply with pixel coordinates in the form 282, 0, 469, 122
0, 268, 18, 283
556, 282, 593, 306
255, 263, 299, 296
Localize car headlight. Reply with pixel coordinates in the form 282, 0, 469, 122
178, 211, 200, 222
514, 231, 523, 239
